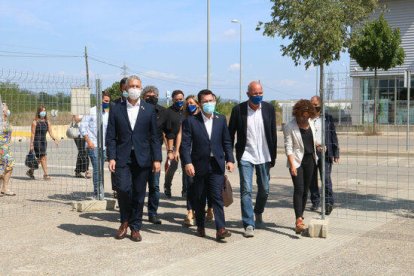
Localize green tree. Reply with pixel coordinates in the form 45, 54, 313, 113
105, 81, 121, 101
349, 14, 405, 133
257, 0, 377, 104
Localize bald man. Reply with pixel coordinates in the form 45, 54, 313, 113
228, 81, 277, 237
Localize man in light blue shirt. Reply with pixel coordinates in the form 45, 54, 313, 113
80, 91, 111, 200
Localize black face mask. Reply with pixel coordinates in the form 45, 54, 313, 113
145, 96, 158, 105
315, 106, 321, 113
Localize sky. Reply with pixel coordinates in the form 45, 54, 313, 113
0, 0, 350, 101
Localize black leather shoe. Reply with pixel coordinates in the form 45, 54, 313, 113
149, 215, 162, 224
164, 188, 172, 198
310, 203, 319, 211
325, 204, 334, 215
196, 227, 206, 237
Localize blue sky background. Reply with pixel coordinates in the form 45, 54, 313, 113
0, 0, 349, 101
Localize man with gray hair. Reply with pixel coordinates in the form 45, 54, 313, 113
141, 85, 167, 224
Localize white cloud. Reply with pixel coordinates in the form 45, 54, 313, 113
228, 63, 240, 72
223, 28, 237, 38
143, 70, 178, 80
278, 79, 298, 87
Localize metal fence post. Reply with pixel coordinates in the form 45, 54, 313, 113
96, 79, 104, 200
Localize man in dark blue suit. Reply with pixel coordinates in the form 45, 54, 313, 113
181, 89, 235, 241
310, 96, 340, 215
106, 75, 162, 242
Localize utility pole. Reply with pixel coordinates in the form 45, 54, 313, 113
207, 0, 211, 89
84, 46, 90, 88
121, 63, 128, 77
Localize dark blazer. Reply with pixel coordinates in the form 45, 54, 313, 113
228, 101, 277, 166
322, 113, 340, 162
180, 112, 235, 176
106, 100, 162, 168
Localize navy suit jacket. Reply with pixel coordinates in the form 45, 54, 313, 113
321, 113, 340, 162
180, 112, 235, 176
106, 100, 162, 168
228, 101, 277, 166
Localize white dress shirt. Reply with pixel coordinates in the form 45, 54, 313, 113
241, 104, 271, 165
127, 98, 140, 131
313, 116, 322, 145
201, 112, 214, 157
79, 106, 109, 149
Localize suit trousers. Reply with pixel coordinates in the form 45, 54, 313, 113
116, 151, 151, 231
192, 158, 225, 230
310, 152, 334, 206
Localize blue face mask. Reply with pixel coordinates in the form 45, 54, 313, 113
187, 104, 197, 114
122, 90, 129, 98
102, 102, 110, 110
202, 102, 216, 114
249, 95, 263, 105
39, 111, 46, 118
174, 100, 184, 109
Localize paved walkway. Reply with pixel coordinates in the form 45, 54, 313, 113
1, 167, 413, 275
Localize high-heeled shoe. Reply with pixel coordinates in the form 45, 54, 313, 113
295, 217, 307, 234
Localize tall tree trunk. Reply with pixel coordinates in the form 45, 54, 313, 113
373, 67, 378, 134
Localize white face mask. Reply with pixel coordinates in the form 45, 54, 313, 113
128, 88, 141, 100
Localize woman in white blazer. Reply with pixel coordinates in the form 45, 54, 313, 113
283, 99, 318, 234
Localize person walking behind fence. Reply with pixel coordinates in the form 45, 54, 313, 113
181, 89, 235, 241
141, 85, 167, 225
27, 105, 59, 180
0, 103, 16, 196
79, 91, 111, 200
163, 90, 185, 198
283, 100, 318, 234
72, 115, 91, 179
228, 81, 277, 238
106, 75, 161, 242
309, 96, 339, 215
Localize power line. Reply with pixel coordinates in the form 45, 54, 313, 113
0, 50, 81, 58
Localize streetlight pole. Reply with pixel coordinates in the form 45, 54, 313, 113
207, 0, 211, 89
231, 19, 242, 102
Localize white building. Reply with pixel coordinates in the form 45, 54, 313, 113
350, 0, 414, 125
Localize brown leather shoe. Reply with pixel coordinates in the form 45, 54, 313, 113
130, 230, 142, 242
196, 227, 206, 237
115, 222, 129, 239
216, 228, 231, 240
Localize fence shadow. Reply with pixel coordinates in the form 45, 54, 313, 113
58, 223, 114, 238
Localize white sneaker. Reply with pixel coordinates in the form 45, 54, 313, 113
244, 225, 254, 238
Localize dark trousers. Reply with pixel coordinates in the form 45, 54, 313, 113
164, 159, 188, 194
74, 137, 89, 173
310, 153, 334, 206
191, 158, 225, 230
116, 152, 150, 231
290, 154, 317, 219
147, 171, 161, 217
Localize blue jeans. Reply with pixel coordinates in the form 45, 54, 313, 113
87, 148, 104, 200
238, 160, 270, 228
147, 171, 160, 217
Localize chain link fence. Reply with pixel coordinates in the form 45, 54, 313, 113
0, 70, 108, 219
315, 70, 414, 221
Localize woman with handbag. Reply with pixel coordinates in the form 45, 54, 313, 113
0, 103, 16, 196
283, 99, 318, 234
70, 115, 90, 178
27, 105, 59, 180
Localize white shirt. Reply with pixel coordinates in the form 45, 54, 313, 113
127, 98, 140, 130
241, 104, 271, 164
79, 106, 109, 149
201, 112, 214, 156
313, 116, 322, 145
